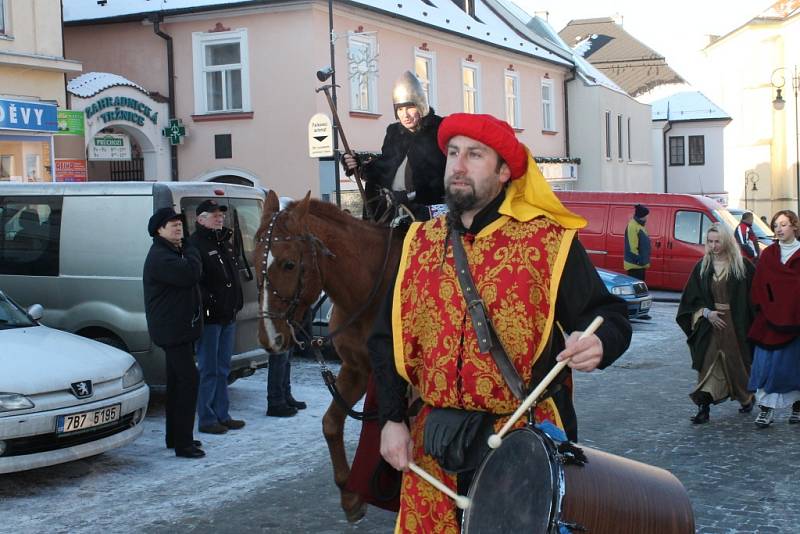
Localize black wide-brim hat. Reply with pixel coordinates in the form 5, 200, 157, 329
148, 207, 182, 236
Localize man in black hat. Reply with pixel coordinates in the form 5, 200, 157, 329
624, 204, 651, 282
189, 199, 245, 434
143, 207, 205, 458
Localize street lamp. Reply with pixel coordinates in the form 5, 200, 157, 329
771, 66, 800, 215
745, 170, 759, 211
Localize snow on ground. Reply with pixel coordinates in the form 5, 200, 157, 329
0, 360, 363, 533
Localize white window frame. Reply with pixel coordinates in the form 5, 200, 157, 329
348, 32, 379, 113
504, 70, 521, 128
541, 78, 555, 131
414, 48, 437, 111
192, 29, 251, 115
462, 61, 481, 113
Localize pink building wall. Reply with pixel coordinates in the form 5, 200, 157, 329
65, 3, 568, 199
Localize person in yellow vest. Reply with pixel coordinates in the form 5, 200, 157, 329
624, 204, 651, 281
367, 113, 632, 533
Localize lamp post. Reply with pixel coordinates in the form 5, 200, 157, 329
771, 65, 800, 215
745, 170, 759, 211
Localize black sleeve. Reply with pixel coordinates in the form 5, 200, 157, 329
555, 239, 632, 369
367, 265, 409, 427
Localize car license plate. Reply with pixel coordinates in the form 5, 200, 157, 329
57, 404, 121, 434
640, 300, 651, 312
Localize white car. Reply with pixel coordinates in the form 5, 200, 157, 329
0, 290, 149, 474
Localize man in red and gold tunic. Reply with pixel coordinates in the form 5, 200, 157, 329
368, 113, 632, 533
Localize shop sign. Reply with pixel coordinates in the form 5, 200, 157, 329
0, 98, 58, 133
84, 96, 159, 127
308, 113, 333, 158
56, 110, 86, 136
88, 133, 131, 161
55, 159, 88, 182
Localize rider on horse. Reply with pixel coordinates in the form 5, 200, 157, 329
343, 71, 446, 222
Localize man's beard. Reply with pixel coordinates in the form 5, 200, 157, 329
445, 178, 477, 216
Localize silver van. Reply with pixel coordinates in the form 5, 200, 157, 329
0, 182, 268, 386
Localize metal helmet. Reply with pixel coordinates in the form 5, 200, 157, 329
392, 71, 429, 119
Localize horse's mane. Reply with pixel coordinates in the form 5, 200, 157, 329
288, 198, 386, 235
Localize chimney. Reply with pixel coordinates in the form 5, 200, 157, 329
534, 10, 549, 21
612, 12, 624, 26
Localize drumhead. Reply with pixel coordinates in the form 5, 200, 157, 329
462, 428, 559, 534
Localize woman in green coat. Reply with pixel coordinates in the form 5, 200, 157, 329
676, 223, 756, 424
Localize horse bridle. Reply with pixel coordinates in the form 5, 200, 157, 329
257, 210, 332, 339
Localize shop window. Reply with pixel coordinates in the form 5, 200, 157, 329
504, 71, 520, 128
0, 155, 12, 179
192, 29, 251, 114
415, 49, 436, 110
348, 32, 379, 113
462, 63, 480, 113
541, 79, 555, 131
0, 196, 62, 276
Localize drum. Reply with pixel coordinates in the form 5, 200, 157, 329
462, 427, 694, 534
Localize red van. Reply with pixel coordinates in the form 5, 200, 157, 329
554, 192, 739, 291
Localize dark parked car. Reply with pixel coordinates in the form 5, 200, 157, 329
596, 267, 652, 319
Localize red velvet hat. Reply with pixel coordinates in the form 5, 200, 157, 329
437, 113, 528, 179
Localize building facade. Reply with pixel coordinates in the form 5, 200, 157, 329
63, 0, 576, 203
0, 0, 82, 183
700, 0, 800, 215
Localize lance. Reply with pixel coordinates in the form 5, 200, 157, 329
315, 82, 373, 219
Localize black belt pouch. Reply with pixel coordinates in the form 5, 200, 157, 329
423, 408, 496, 473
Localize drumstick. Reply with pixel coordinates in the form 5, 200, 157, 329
408, 462, 471, 510
487, 316, 604, 449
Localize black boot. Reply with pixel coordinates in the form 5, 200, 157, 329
691, 404, 710, 424
286, 394, 307, 410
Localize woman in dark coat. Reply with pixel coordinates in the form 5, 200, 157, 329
676, 223, 755, 424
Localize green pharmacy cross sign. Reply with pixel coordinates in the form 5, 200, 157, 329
162, 118, 186, 145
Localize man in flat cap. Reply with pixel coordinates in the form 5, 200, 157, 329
624, 203, 651, 281
343, 71, 445, 221
368, 113, 632, 532
190, 199, 246, 435
143, 207, 205, 459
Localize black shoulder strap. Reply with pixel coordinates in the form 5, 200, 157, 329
449, 229, 527, 400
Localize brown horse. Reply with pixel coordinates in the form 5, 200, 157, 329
254, 190, 402, 521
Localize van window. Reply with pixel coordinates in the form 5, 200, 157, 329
568, 205, 605, 234
0, 196, 62, 276
675, 210, 713, 245
181, 196, 263, 266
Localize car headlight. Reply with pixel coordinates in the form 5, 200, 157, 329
122, 362, 145, 388
611, 285, 635, 296
0, 393, 34, 412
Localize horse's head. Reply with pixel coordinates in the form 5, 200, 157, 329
255, 190, 328, 353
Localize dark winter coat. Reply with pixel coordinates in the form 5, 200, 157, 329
362, 111, 446, 220
189, 224, 243, 325
143, 236, 203, 348
676, 260, 755, 371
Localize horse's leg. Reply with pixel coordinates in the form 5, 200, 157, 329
322, 360, 369, 522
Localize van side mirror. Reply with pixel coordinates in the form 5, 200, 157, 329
27, 304, 44, 321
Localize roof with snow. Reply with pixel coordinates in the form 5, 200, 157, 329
67, 72, 148, 98
704, 1, 799, 50
651, 91, 731, 122
558, 17, 685, 97
63, 0, 572, 66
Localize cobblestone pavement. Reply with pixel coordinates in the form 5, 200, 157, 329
576, 299, 800, 534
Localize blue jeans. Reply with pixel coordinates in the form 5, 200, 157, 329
267, 351, 295, 408
196, 322, 236, 427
